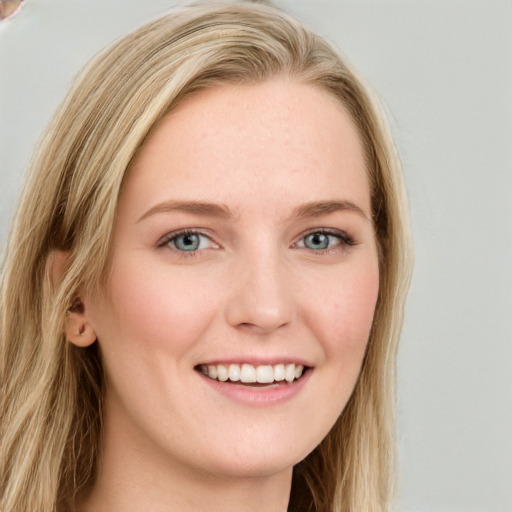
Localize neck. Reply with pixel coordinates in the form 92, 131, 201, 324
76, 469, 292, 512
72, 408, 293, 512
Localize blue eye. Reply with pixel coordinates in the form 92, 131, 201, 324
297, 230, 351, 251
159, 231, 216, 253
173, 233, 202, 251
303, 233, 332, 250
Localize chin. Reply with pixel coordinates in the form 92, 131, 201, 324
188, 427, 322, 480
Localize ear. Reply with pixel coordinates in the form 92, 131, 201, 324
49, 250, 97, 348
65, 299, 97, 347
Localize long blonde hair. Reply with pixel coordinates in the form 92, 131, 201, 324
0, 2, 413, 511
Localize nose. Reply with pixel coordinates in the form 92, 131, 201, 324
224, 248, 295, 335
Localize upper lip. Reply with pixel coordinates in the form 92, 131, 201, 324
195, 356, 312, 367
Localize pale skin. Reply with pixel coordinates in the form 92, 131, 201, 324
64, 79, 380, 512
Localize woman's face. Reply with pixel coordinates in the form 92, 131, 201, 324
82, 80, 379, 480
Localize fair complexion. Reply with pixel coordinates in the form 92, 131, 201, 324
69, 80, 379, 512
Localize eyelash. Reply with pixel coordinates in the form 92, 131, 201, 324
294, 228, 355, 254
157, 229, 216, 258
157, 227, 355, 257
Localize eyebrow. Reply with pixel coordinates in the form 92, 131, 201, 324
137, 199, 369, 223
138, 200, 233, 223
293, 200, 370, 220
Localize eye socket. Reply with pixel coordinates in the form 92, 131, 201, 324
296, 230, 353, 251
159, 228, 353, 255
159, 231, 216, 252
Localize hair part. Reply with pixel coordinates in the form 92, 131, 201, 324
1, 2, 413, 511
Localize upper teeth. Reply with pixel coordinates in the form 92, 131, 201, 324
199, 363, 305, 384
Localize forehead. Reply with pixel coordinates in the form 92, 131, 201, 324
123, 79, 370, 219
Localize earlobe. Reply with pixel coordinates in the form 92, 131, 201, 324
49, 250, 97, 347
66, 299, 97, 347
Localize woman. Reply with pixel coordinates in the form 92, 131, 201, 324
0, 1, 412, 511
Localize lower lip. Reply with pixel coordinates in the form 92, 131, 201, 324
198, 370, 312, 406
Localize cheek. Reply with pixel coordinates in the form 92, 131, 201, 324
305, 262, 379, 362
295, 261, 379, 444
91, 260, 218, 361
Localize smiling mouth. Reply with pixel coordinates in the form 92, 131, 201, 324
196, 363, 307, 385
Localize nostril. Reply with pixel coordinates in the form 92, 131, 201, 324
224, 266, 295, 333
236, 320, 289, 336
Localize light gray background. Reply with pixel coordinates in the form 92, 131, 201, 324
1, 1, 511, 511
